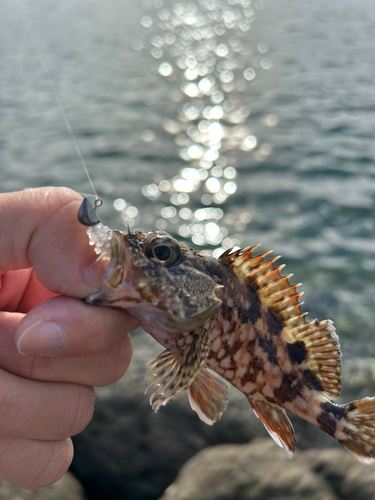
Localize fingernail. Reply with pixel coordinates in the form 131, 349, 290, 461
83, 259, 105, 292
17, 320, 68, 356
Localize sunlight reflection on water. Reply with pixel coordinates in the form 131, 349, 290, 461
114, 0, 272, 256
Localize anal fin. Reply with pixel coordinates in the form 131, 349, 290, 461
249, 399, 295, 458
188, 368, 229, 425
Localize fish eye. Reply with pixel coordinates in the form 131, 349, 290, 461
144, 236, 181, 267
152, 244, 173, 262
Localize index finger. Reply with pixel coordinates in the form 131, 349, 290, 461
0, 187, 105, 298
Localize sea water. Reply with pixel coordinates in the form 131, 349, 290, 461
0, 0, 375, 359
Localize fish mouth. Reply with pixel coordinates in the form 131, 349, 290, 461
85, 286, 141, 307
85, 230, 141, 307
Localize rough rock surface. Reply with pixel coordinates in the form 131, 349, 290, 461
71, 329, 375, 500
160, 439, 375, 500
0, 472, 84, 500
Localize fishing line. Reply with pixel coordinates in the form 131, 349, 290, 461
15, 0, 101, 206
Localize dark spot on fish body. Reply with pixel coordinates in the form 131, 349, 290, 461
258, 336, 278, 365
220, 303, 233, 322
217, 304, 237, 336
236, 304, 253, 324
316, 409, 337, 436
246, 338, 256, 356
226, 320, 237, 335
245, 286, 262, 323
241, 355, 263, 385
274, 375, 302, 404
221, 288, 261, 326
265, 309, 283, 337
227, 340, 242, 356
303, 369, 324, 392
286, 341, 307, 365
320, 401, 348, 420
316, 401, 353, 442
234, 294, 261, 325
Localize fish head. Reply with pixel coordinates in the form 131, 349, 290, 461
86, 229, 223, 332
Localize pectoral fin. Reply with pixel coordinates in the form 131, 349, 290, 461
249, 399, 295, 458
145, 325, 210, 412
188, 368, 229, 425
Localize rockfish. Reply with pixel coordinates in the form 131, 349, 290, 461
79, 198, 375, 464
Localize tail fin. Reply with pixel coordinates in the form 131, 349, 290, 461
325, 397, 375, 464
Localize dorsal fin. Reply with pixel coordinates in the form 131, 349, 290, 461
287, 318, 341, 398
218, 245, 304, 326
219, 246, 342, 398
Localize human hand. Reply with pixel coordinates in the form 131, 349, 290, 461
0, 187, 139, 489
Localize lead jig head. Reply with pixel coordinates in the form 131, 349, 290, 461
78, 198, 102, 226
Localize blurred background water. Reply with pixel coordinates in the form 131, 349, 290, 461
1, 0, 375, 361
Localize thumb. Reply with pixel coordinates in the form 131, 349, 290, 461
0, 187, 106, 298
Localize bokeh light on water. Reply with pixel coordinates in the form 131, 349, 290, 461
115, 0, 272, 256
1, 0, 375, 352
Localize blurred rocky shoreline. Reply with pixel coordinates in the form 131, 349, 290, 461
4, 328, 374, 500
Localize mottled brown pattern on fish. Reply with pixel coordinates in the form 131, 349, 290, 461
194, 256, 301, 408
84, 218, 375, 464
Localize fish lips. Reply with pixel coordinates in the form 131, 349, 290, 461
85, 278, 141, 307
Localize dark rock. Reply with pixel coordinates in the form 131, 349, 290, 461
0, 473, 84, 500
304, 448, 375, 500
160, 439, 375, 500
159, 439, 337, 500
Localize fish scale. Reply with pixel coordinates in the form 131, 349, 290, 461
79, 198, 375, 465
